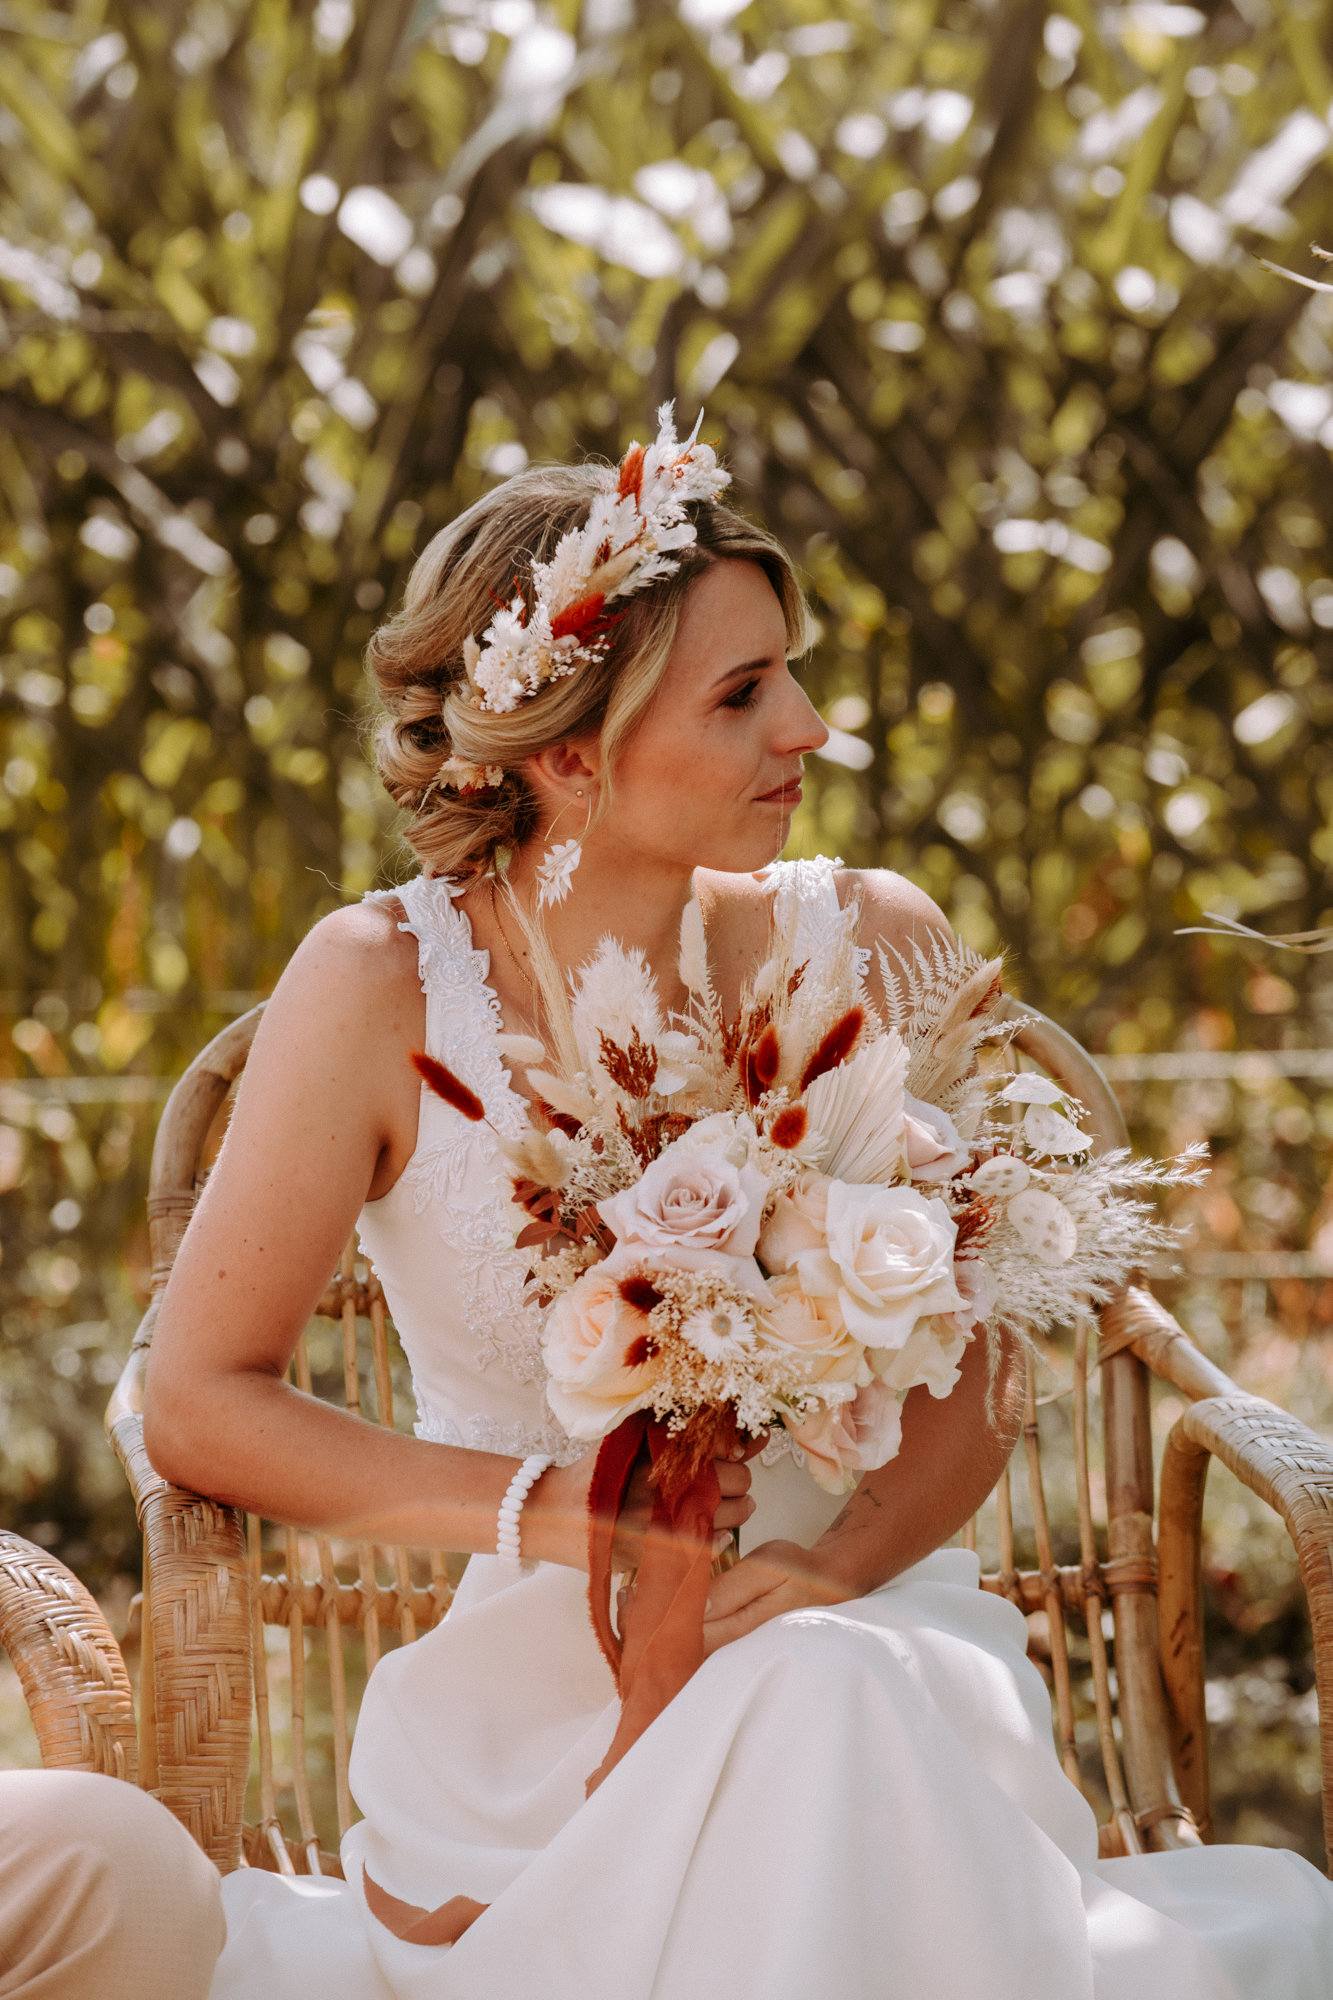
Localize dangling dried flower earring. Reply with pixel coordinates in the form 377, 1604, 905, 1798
535, 787, 588, 910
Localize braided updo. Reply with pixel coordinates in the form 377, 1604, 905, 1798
362, 456, 818, 883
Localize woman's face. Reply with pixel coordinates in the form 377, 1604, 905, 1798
591, 557, 830, 875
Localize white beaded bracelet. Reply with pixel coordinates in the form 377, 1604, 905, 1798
496, 1453, 554, 1573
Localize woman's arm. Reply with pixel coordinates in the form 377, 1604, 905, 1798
142, 904, 753, 1572
809, 1317, 1027, 1594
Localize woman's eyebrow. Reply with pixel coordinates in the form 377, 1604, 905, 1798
709, 652, 783, 692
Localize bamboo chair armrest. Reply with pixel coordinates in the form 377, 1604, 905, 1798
105, 1405, 254, 1872
1156, 1391, 1333, 1876
0, 1530, 139, 1782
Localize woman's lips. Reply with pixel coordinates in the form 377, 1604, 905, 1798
755, 782, 802, 806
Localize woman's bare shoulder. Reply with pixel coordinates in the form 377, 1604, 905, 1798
830, 865, 955, 945
262, 896, 425, 1086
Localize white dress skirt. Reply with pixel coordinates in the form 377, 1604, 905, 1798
208, 1452, 1333, 2000
205, 860, 1333, 1997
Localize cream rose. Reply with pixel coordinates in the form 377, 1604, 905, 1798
596, 1133, 770, 1268
541, 1253, 662, 1441
788, 1180, 966, 1352
757, 1169, 833, 1275
788, 1377, 906, 1493
762, 1271, 869, 1389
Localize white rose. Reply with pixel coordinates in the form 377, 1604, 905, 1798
596, 1132, 770, 1265
789, 1181, 966, 1352
762, 1271, 869, 1389
872, 1316, 972, 1400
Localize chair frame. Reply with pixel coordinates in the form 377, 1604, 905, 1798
2, 995, 1330, 1878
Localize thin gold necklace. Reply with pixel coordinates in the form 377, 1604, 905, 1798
487, 874, 543, 1043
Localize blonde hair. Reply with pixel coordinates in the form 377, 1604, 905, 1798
361, 456, 820, 887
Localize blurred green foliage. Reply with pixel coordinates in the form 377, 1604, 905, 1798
1, 0, 1331, 1858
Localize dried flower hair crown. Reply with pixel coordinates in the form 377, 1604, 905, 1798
459, 400, 732, 718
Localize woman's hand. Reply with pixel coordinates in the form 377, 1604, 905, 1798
606, 1446, 756, 1573
700, 1538, 862, 1658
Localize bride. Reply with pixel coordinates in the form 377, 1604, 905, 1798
135, 407, 1333, 1999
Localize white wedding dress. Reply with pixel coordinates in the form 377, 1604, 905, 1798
208, 857, 1333, 1999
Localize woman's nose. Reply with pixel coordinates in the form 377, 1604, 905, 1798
775, 677, 830, 755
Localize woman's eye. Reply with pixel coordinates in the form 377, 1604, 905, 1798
722, 678, 760, 711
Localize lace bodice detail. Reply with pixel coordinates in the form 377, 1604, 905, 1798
355, 859, 848, 1471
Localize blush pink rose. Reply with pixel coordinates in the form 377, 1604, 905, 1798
787, 1377, 906, 1493
596, 1135, 770, 1271
541, 1253, 662, 1441
901, 1092, 970, 1183
763, 1271, 868, 1389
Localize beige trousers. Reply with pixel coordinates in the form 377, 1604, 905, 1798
0, 1769, 225, 1999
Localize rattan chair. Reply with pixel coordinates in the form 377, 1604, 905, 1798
2, 996, 1330, 1882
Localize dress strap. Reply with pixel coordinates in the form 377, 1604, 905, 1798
362, 873, 528, 1135
761, 854, 848, 965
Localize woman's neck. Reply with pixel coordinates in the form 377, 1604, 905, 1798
497, 836, 706, 1015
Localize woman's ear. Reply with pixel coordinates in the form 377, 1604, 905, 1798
527, 734, 600, 795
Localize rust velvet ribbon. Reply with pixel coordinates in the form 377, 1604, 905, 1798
582, 1409, 723, 1798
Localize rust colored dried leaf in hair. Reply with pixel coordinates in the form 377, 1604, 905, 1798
551, 592, 624, 651
617, 442, 646, 501
798, 1006, 864, 1092
768, 1102, 809, 1149
411, 1050, 485, 1121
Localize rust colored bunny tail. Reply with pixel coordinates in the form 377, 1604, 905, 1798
411, 1050, 486, 1121
799, 1006, 864, 1091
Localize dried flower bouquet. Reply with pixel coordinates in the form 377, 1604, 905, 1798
415, 874, 1207, 1795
